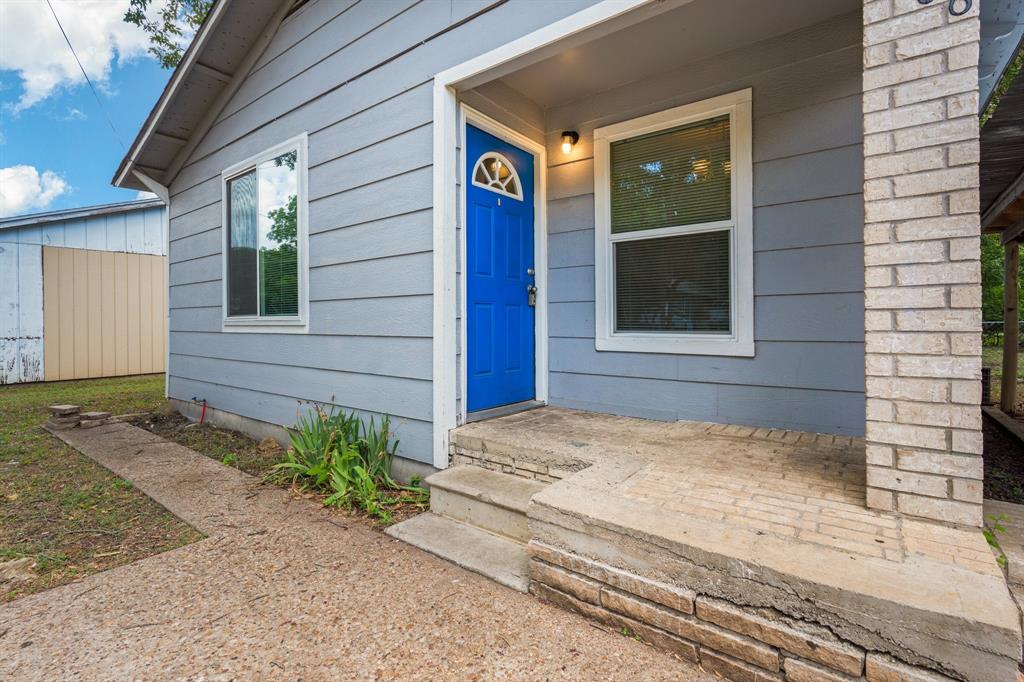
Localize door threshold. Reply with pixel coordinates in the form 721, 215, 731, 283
466, 400, 545, 424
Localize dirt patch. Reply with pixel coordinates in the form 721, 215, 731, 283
128, 410, 280, 478
130, 410, 428, 526
0, 375, 202, 603
984, 412, 1024, 504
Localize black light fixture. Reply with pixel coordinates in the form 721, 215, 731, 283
560, 130, 579, 155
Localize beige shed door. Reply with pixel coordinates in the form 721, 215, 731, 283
42, 246, 166, 381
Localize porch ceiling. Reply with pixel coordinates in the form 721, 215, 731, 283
497, 0, 860, 110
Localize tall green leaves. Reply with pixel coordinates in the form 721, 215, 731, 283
271, 406, 426, 523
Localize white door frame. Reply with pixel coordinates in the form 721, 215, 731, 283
459, 104, 549, 428
430, 0, 678, 469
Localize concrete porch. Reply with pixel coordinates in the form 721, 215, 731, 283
448, 407, 1020, 682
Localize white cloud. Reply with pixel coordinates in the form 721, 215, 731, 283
0, 0, 151, 113
0, 165, 69, 217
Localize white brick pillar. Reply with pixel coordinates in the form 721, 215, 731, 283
862, 0, 983, 526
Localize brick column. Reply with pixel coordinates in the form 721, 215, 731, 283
862, 0, 982, 526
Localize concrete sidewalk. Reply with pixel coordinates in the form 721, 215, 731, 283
0, 421, 712, 680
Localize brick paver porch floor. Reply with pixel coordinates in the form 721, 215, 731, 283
454, 407, 999, 575
453, 407, 1019, 679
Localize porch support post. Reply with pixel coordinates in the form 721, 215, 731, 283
1003, 241, 1019, 413
862, 0, 983, 526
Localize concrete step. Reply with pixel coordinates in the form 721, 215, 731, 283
425, 465, 545, 543
385, 513, 529, 592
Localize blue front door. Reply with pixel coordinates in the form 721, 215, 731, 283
466, 124, 536, 413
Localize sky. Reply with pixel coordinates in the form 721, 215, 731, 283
0, 0, 175, 218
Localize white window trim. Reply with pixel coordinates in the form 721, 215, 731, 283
593, 88, 754, 357
220, 133, 310, 334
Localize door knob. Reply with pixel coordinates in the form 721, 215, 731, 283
527, 284, 537, 307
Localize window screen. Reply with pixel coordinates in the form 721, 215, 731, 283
226, 149, 299, 318
610, 115, 731, 234
615, 230, 731, 333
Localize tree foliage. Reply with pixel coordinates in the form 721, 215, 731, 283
981, 233, 1024, 322
266, 194, 298, 251
124, 0, 213, 69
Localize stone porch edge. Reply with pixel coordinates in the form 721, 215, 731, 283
528, 467, 1019, 682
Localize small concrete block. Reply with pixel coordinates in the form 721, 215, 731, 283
45, 420, 79, 431
48, 414, 81, 424
678, 617, 781, 672
530, 581, 609, 622
48, 405, 80, 415
600, 586, 687, 637
80, 411, 111, 420
529, 560, 601, 605
602, 587, 779, 672
528, 541, 694, 614
865, 654, 953, 681
625, 619, 699, 664
783, 657, 855, 682
699, 649, 782, 682
79, 419, 110, 429
530, 582, 699, 664
695, 598, 864, 676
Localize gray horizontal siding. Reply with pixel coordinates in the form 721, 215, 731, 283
170, 331, 431, 380
309, 210, 432, 269
171, 354, 430, 422
168, 375, 433, 461
541, 10, 865, 436
164, 0, 599, 463
550, 372, 864, 435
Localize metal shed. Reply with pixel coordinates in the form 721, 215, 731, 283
0, 198, 167, 384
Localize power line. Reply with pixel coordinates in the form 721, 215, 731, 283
44, 0, 125, 150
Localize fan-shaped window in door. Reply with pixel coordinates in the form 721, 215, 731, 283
471, 152, 523, 200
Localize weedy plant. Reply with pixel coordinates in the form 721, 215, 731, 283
271, 405, 428, 523
984, 513, 1009, 570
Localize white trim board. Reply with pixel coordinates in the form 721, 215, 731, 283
593, 88, 755, 357
431, 0, 676, 469
458, 104, 549, 429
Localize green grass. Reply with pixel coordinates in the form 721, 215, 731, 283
0, 375, 202, 602
982, 345, 1024, 381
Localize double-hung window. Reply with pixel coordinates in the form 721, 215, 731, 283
221, 134, 309, 332
593, 89, 753, 356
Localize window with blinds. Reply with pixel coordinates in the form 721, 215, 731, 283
225, 145, 301, 320
609, 115, 732, 335
593, 89, 753, 356
615, 230, 730, 333
610, 115, 731, 234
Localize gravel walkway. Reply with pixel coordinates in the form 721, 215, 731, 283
0, 421, 712, 680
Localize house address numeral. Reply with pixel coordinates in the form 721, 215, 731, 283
917, 0, 973, 16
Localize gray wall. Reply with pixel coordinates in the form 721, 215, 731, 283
165, 0, 597, 464
540, 12, 866, 434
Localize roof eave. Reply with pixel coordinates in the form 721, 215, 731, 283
111, 0, 231, 190
0, 198, 165, 231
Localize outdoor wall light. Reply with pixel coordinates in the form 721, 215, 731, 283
561, 131, 579, 155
